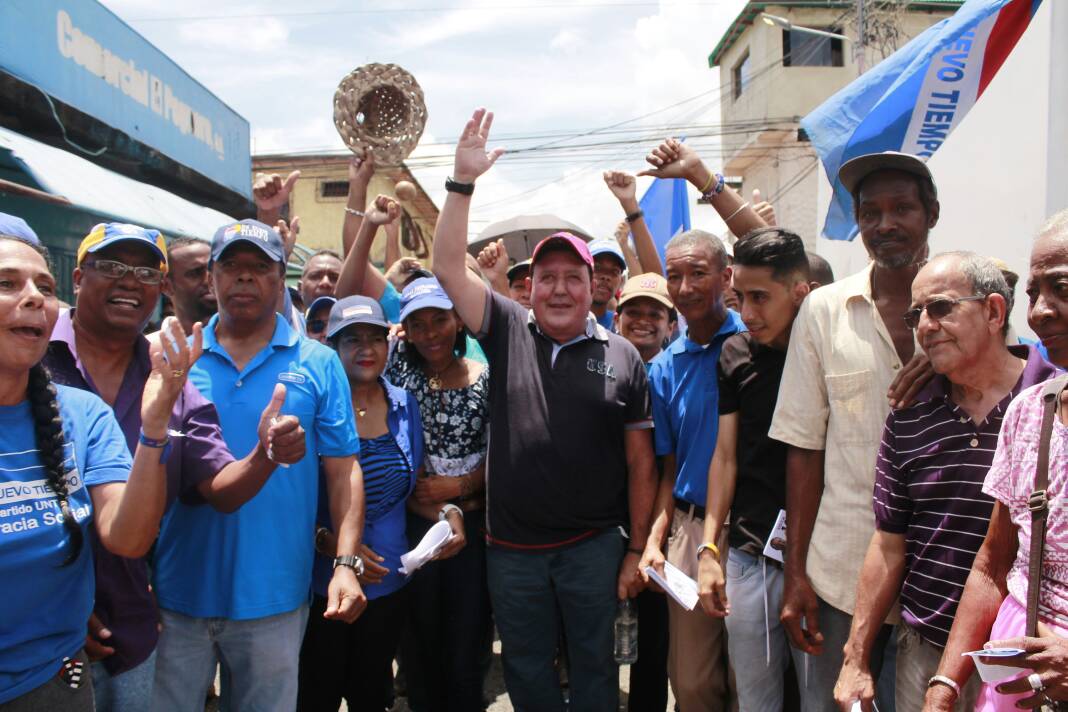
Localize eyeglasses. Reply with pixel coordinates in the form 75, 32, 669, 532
307, 319, 327, 334
903, 295, 986, 330
88, 259, 163, 285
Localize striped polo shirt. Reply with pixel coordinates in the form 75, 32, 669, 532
872, 345, 1056, 648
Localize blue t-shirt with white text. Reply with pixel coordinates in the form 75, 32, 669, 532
0, 386, 131, 703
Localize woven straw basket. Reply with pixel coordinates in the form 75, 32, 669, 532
333, 63, 427, 166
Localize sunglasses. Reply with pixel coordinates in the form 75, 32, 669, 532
88, 259, 163, 285
903, 295, 986, 330
307, 319, 327, 334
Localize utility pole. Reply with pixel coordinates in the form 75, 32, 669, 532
856, 0, 866, 75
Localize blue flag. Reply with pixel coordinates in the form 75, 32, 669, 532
638, 177, 691, 268
802, 0, 1042, 240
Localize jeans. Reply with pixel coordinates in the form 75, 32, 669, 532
801, 596, 897, 712
152, 604, 309, 712
487, 528, 624, 712
401, 511, 492, 712
896, 623, 979, 712
724, 548, 806, 712
0, 651, 93, 712
90, 648, 157, 712
297, 590, 408, 711
627, 587, 669, 712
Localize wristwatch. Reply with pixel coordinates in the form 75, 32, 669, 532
333, 555, 365, 576
445, 177, 475, 195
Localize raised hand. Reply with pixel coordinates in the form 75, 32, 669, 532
348, 154, 375, 189
253, 170, 300, 213
453, 108, 505, 184
366, 194, 401, 227
753, 189, 777, 226
476, 239, 509, 284
384, 256, 424, 291
603, 170, 637, 204
275, 216, 301, 259
638, 138, 705, 184
141, 317, 202, 438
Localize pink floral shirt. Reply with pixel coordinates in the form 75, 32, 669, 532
984, 381, 1068, 627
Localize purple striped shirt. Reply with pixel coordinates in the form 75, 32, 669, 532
872, 345, 1056, 648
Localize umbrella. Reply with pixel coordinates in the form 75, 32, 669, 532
466, 214, 597, 261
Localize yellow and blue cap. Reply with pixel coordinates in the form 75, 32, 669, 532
77, 223, 168, 271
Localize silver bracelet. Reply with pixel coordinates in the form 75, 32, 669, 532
928, 675, 960, 698
344, 207, 365, 217
438, 503, 463, 522
723, 201, 750, 222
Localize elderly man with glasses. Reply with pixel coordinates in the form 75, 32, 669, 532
833, 252, 1056, 712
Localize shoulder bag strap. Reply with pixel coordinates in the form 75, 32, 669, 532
1027, 374, 1068, 636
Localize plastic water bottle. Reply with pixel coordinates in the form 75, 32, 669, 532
614, 598, 638, 665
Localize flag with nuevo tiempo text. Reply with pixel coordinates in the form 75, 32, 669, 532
802, 0, 1043, 241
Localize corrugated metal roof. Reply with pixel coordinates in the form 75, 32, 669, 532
708, 1, 964, 67
0, 125, 234, 240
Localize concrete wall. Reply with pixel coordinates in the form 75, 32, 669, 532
812, 0, 1065, 339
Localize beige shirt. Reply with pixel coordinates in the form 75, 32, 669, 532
769, 263, 909, 619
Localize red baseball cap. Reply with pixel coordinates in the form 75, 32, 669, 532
530, 232, 593, 270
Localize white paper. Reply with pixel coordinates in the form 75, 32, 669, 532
762, 509, 787, 564
399, 520, 454, 575
644, 561, 700, 611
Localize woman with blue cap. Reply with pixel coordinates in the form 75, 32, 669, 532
296, 295, 464, 711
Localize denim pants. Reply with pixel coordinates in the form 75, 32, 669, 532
487, 528, 624, 712
724, 548, 806, 712
90, 647, 157, 712
801, 596, 897, 712
151, 604, 309, 712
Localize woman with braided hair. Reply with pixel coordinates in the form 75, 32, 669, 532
0, 233, 195, 710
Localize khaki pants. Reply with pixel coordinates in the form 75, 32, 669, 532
896, 622, 980, 712
666, 507, 737, 712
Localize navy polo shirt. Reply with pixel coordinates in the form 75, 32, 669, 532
648, 310, 745, 507
153, 314, 359, 620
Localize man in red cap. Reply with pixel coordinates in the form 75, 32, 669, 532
431, 109, 658, 712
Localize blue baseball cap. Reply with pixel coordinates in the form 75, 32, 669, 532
0, 213, 40, 246
327, 295, 390, 338
399, 277, 454, 322
588, 238, 626, 271
211, 219, 285, 263
78, 222, 167, 270
306, 295, 337, 320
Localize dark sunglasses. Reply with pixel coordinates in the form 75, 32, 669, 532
903, 295, 986, 330
307, 319, 327, 334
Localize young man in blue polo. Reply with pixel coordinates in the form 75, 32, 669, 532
151, 219, 368, 712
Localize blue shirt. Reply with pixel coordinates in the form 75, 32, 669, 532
0, 386, 131, 704
597, 310, 615, 331
649, 311, 745, 506
153, 314, 359, 620
380, 282, 488, 366
312, 377, 423, 600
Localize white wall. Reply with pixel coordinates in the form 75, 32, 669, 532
814, 0, 1064, 339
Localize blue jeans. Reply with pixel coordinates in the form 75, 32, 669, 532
151, 605, 309, 712
801, 595, 897, 712
486, 529, 623, 712
90, 648, 156, 712
724, 548, 806, 712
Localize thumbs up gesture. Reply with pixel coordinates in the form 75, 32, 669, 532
256, 383, 306, 466
253, 170, 300, 213
752, 189, 777, 227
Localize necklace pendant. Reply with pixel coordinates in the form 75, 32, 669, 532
356, 407, 367, 417
428, 375, 442, 391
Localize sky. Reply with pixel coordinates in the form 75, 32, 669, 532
99, 0, 750, 241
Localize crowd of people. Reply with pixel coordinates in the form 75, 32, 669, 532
1, 104, 1067, 712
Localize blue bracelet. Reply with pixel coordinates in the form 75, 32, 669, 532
138, 430, 171, 463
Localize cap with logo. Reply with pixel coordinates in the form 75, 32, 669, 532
211, 219, 285, 264
77, 223, 168, 271
530, 232, 593, 271
838, 151, 937, 196
617, 272, 673, 310
327, 295, 390, 338
506, 259, 532, 283
0, 212, 41, 246
399, 277, 455, 322
588, 238, 627, 271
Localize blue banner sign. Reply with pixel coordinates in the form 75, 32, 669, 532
0, 0, 251, 198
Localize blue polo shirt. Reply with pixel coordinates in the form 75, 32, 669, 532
648, 310, 745, 507
153, 314, 359, 620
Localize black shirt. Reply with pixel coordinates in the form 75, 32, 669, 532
718, 332, 788, 555
477, 289, 652, 548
